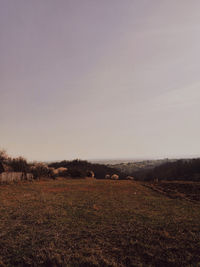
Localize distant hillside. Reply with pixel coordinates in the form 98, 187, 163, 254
49, 159, 127, 179
108, 159, 175, 175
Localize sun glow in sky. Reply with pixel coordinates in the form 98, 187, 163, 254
1, 1, 200, 161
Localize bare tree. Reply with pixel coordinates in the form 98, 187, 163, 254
0, 149, 8, 162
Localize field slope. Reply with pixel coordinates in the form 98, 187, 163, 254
0, 179, 200, 266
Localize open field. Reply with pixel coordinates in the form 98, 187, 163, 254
0, 179, 200, 266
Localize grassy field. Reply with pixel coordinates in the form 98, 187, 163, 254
0, 178, 200, 266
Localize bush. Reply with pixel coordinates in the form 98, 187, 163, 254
30, 163, 51, 179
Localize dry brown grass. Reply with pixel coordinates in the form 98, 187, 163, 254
146, 180, 200, 201
0, 178, 200, 266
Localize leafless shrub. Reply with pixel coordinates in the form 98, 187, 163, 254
30, 163, 52, 179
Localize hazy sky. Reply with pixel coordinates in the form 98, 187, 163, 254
1, 1, 200, 161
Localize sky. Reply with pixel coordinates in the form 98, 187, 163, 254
1, 0, 200, 161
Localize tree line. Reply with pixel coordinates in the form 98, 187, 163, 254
132, 159, 200, 181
